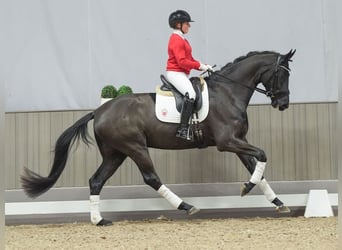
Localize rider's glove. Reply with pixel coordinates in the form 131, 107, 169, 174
206, 64, 214, 72
199, 63, 213, 72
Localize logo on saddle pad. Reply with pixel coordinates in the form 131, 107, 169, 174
155, 76, 209, 124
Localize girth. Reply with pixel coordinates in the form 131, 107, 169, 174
159, 74, 203, 113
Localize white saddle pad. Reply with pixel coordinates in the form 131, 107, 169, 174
155, 80, 209, 124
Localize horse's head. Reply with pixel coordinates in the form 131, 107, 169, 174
260, 49, 296, 111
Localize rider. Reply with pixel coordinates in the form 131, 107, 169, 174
166, 10, 213, 140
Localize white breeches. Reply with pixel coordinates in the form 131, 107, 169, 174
166, 71, 196, 99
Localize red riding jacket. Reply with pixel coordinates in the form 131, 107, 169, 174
166, 31, 201, 75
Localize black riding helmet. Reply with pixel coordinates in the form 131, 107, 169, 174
168, 10, 194, 29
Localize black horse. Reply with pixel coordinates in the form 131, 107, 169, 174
21, 50, 296, 226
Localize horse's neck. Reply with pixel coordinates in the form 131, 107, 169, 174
230, 59, 266, 86
209, 79, 251, 112
221, 68, 259, 104
213, 58, 269, 110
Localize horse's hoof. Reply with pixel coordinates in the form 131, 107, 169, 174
240, 183, 249, 197
96, 219, 113, 226
276, 205, 291, 213
187, 206, 200, 216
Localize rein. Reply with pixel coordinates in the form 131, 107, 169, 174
208, 70, 271, 97
206, 55, 290, 98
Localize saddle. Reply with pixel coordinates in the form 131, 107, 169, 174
159, 75, 204, 113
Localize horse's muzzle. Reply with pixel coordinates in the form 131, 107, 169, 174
272, 96, 289, 111
279, 103, 289, 111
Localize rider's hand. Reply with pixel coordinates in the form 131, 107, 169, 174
206, 64, 214, 72
199, 63, 213, 72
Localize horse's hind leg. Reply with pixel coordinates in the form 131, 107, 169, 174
237, 154, 290, 213
89, 151, 127, 226
130, 146, 200, 216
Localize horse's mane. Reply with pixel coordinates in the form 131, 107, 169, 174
217, 51, 278, 74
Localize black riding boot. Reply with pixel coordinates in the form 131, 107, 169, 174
176, 94, 195, 140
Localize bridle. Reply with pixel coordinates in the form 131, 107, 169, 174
264, 55, 291, 99
207, 55, 291, 99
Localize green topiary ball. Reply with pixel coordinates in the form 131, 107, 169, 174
117, 85, 133, 96
101, 85, 117, 98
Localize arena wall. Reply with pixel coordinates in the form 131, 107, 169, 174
5, 102, 337, 190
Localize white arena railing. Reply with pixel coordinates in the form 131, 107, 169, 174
5, 180, 337, 225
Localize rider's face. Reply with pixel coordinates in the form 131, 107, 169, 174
181, 22, 190, 34
176, 22, 190, 34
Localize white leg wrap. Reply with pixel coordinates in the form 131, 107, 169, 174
258, 178, 276, 202
90, 195, 103, 225
157, 185, 183, 209
250, 161, 266, 184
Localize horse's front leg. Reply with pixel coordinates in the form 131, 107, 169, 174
216, 137, 267, 195
237, 154, 290, 213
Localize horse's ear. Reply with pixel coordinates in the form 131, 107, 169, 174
285, 49, 296, 62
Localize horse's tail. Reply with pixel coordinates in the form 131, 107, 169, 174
21, 111, 95, 198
